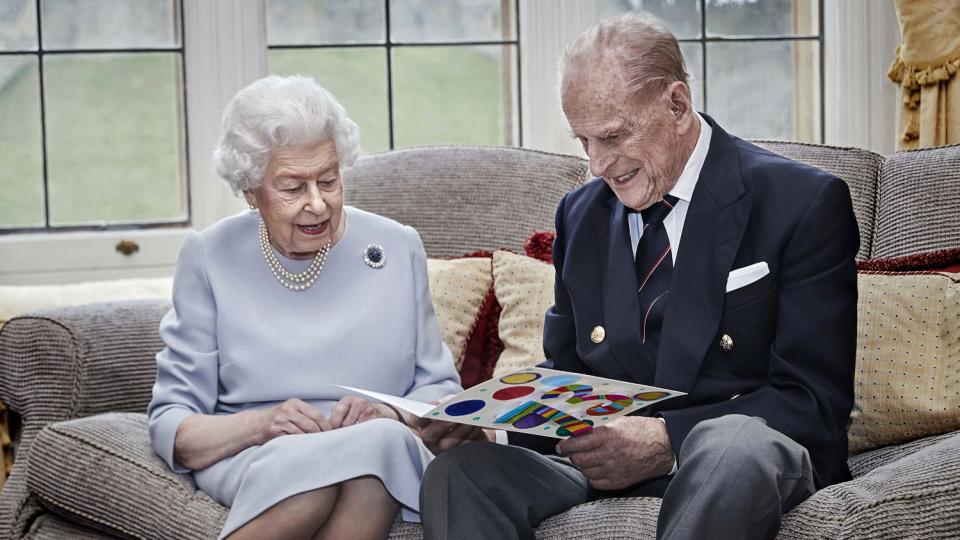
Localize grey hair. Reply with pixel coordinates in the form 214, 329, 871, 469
558, 11, 688, 102
213, 75, 361, 194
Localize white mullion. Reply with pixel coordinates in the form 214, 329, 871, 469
519, 0, 600, 156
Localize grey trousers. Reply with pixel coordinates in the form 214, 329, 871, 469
420, 414, 815, 540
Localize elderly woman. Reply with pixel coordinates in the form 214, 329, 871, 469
147, 75, 461, 540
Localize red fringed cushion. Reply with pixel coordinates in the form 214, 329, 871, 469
857, 247, 960, 273
456, 251, 504, 388
524, 231, 556, 264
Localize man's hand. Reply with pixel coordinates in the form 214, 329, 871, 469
417, 420, 495, 454
556, 416, 674, 490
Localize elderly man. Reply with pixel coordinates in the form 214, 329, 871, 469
419, 11, 859, 540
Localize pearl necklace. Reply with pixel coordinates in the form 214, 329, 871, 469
258, 218, 330, 291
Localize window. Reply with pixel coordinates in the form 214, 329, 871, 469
265, 0, 520, 153
0, 0, 188, 233
601, 0, 823, 142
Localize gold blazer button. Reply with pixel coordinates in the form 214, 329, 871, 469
590, 326, 606, 344
720, 334, 734, 352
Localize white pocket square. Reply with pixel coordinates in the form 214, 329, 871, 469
726, 262, 770, 293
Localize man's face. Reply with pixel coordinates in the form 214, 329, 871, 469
562, 63, 688, 212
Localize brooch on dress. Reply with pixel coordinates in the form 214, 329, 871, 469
363, 244, 386, 268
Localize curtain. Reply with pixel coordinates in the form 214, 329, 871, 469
888, 0, 960, 150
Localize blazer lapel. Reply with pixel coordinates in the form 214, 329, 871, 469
655, 119, 752, 394
587, 192, 656, 383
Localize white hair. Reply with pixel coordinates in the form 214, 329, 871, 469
212, 75, 361, 194
558, 11, 688, 102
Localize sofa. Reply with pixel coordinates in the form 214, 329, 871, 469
1, 143, 958, 539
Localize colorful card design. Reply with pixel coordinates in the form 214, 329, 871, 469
338, 367, 684, 439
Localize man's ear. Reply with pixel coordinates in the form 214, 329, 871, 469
664, 81, 693, 118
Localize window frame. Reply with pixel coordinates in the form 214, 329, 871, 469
0, 0, 192, 235
0, 0, 898, 284
266, 0, 522, 150
0, 0, 260, 284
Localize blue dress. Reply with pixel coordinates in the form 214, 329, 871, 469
147, 207, 461, 538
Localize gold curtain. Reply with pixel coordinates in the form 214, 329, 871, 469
888, 0, 960, 150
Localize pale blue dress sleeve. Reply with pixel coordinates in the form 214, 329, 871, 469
402, 226, 463, 403
147, 231, 220, 473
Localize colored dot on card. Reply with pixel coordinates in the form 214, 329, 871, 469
492, 386, 535, 400
479, 388, 487, 392
500, 372, 541, 384
602, 417, 609, 421
473, 417, 481, 421
432, 412, 440, 416
444, 399, 486, 416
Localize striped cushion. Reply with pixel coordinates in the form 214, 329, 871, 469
344, 146, 589, 258
752, 140, 881, 261
873, 144, 960, 258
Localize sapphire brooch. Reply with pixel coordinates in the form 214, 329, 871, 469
363, 244, 386, 268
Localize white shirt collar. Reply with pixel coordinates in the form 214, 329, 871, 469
669, 112, 711, 203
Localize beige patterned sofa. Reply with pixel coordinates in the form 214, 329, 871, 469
1, 143, 959, 539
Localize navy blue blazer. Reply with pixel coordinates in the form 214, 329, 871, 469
512, 117, 859, 490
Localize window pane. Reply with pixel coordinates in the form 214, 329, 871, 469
0, 0, 38, 50
705, 40, 820, 142
43, 53, 186, 226
269, 48, 390, 154
680, 42, 704, 111
600, 0, 701, 39
393, 45, 517, 147
40, 0, 179, 50
706, 0, 818, 37
0, 56, 44, 228
390, 0, 516, 43
267, 0, 385, 45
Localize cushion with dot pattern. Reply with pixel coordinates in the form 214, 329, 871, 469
490, 250, 555, 378
849, 271, 960, 453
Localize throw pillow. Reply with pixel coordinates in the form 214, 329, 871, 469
849, 271, 960, 453
524, 230, 556, 264
426, 257, 494, 372
491, 250, 555, 378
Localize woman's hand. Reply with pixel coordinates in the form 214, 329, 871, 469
417, 420, 496, 454
258, 398, 333, 440
329, 396, 377, 428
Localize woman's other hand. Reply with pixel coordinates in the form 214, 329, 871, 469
328, 396, 377, 428
259, 398, 333, 439
417, 420, 496, 454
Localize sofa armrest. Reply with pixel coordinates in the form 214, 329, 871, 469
0, 300, 169, 540
0, 300, 169, 427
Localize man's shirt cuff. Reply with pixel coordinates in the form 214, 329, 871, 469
659, 417, 678, 475
494, 429, 509, 445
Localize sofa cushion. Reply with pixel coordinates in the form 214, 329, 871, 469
27, 413, 226, 540
752, 141, 881, 261
426, 257, 493, 372
873, 143, 960, 258
849, 272, 960, 453
343, 146, 589, 258
777, 431, 960, 539
490, 250, 555, 377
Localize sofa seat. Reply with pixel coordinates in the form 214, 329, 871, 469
26, 413, 960, 539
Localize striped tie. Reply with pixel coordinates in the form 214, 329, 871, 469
635, 195, 679, 370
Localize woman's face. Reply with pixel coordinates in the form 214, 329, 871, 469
244, 140, 345, 260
